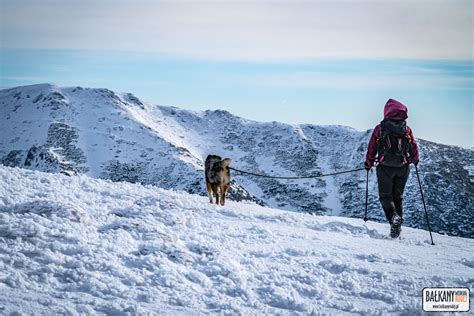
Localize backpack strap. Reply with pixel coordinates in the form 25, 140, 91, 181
403, 127, 413, 163
377, 120, 388, 163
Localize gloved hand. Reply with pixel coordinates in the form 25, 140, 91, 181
364, 161, 372, 171
412, 159, 419, 166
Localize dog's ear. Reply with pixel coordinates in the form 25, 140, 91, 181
221, 158, 231, 168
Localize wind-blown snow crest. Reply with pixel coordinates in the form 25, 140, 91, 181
0, 166, 472, 315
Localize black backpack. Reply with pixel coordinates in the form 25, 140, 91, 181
377, 119, 411, 167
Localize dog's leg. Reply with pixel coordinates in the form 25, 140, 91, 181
219, 184, 225, 206
212, 184, 219, 205
224, 184, 229, 204
206, 182, 213, 204
221, 184, 229, 206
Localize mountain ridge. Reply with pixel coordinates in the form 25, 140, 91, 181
1, 83, 472, 238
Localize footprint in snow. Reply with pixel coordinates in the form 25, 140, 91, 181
318, 260, 351, 274
109, 208, 141, 218
355, 253, 384, 263
132, 244, 194, 265
98, 221, 138, 233
460, 258, 474, 269
187, 242, 218, 259
4, 200, 85, 223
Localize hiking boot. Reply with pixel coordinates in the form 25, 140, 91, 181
390, 214, 402, 238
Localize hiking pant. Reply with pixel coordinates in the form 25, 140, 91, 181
376, 164, 410, 224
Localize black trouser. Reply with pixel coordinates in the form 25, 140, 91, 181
376, 164, 410, 224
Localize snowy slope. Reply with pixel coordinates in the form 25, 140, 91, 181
0, 166, 473, 315
1, 84, 472, 238
0, 84, 258, 203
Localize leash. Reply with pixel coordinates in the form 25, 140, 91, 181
228, 166, 365, 179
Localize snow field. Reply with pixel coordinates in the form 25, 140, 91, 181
0, 166, 473, 315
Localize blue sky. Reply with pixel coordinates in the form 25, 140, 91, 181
1, 0, 472, 148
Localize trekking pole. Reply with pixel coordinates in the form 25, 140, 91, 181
364, 169, 369, 222
415, 164, 435, 245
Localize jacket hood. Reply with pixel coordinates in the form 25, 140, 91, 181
384, 99, 408, 120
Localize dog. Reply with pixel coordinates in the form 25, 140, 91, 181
205, 155, 231, 206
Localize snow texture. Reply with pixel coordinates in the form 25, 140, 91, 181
0, 166, 473, 315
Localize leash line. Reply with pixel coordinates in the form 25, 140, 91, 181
228, 166, 365, 179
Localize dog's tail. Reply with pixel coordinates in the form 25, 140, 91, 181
221, 158, 231, 168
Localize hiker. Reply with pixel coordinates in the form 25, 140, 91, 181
364, 99, 419, 238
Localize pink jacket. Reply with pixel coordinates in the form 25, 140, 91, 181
365, 99, 419, 168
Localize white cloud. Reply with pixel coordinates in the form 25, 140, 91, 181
1, 0, 472, 60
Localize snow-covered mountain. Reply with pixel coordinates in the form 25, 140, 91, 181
1, 84, 472, 238
1, 166, 473, 314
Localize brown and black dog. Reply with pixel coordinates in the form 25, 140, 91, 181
205, 155, 231, 206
